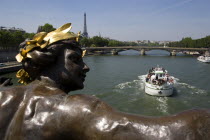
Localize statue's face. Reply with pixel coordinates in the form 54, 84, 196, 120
56, 47, 89, 91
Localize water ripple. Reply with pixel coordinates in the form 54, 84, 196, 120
175, 80, 207, 95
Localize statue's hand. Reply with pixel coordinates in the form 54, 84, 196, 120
0, 77, 13, 87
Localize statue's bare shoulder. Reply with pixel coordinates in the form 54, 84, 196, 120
0, 86, 26, 108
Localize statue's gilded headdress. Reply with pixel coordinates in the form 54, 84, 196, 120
16, 23, 81, 63
16, 23, 85, 84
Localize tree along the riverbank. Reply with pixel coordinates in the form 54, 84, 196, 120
37, 23, 56, 33
0, 30, 35, 49
167, 36, 210, 48
79, 36, 162, 47
79, 36, 139, 47
0, 23, 56, 49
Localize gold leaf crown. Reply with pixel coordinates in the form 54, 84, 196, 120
16, 23, 81, 63
16, 23, 86, 85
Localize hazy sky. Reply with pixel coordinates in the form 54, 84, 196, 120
1, 0, 210, 41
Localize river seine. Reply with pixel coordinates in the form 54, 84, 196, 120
2, 50, 210, 116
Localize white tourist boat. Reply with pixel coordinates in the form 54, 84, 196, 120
144, 66, 174, 96
197, 55, 210, 63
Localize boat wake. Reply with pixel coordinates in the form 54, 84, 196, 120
114, 74, 208, 115
173, 78, 207, 95
115, 80, 141, 90
156, 97, 168, 113
115, 74, 208, 96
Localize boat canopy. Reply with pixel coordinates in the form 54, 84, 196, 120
154, 70, 165, 74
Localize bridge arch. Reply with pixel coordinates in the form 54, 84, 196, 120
115, 48, 140, 53
144, 49, 171, 56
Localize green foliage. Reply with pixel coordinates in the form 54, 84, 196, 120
41, 23, 56, 33
168, 36, 210, 48
108, 40, 123, 46
80, 37, 92, 47
90, 44, 96, 47
0, 23, 54, 49
23, 33, 35, 39
79, 36, 138, 47
90, 36, 109, 47
12, 31, 25, 46
0, 30, 25, 48
147, 42, 161, 47
0, 30, 11, 48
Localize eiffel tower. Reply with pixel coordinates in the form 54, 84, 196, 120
82, 12, 88, 38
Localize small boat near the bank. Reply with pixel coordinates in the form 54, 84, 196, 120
197, 55, 210, 63
144, 66, 174, 96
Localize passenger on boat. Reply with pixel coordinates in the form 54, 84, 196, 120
151, 74, 156, 82
156, 75, 158, 80
146, 77, 149, 82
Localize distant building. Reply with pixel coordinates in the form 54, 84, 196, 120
136, 40, 150, 44
0, 26, 25, 33
158, 41, 172, 45
136, 40, 172, 45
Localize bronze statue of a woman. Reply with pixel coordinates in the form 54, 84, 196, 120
0, 23, 210, 140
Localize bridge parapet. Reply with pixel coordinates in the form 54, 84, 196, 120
83, 46, 209, 56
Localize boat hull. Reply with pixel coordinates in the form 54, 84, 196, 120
145, 82, 173, 97
197, 57, 210, 63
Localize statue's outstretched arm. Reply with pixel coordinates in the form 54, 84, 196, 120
54, 94, 210, 140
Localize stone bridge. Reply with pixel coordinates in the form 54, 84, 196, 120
84, 46, 209, 56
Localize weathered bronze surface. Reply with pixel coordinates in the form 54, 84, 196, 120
1, 38, 210, 140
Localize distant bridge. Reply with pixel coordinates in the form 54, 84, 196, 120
84, 46, 209, 56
